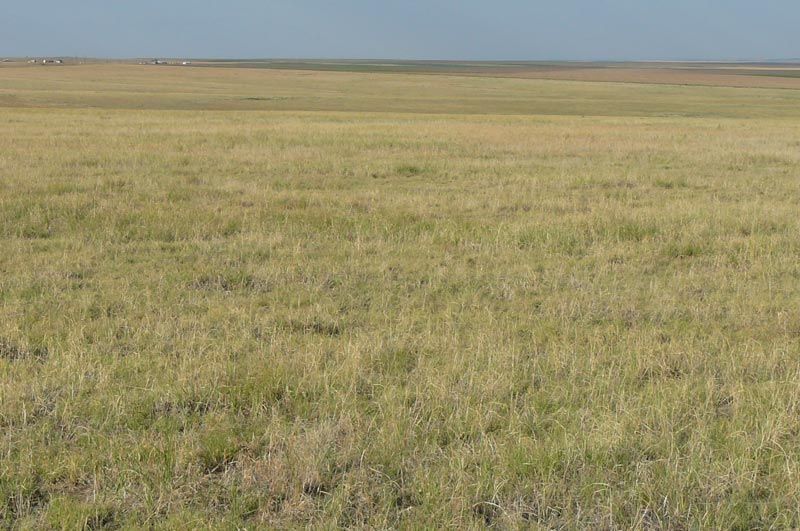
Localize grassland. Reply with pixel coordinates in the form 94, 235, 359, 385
2, 64, 800, 528
185, 59, 800, 90
4, 63, 800, 116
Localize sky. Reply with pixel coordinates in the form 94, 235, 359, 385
2, 0, 799, 61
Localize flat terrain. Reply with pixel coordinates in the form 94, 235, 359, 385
2, 63, 800, 528
4, 62, 800, 115
187, 59, 800, 90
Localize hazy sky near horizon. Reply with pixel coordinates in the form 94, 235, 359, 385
2, 1, 799, 61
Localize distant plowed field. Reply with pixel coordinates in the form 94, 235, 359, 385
503, 66, 800, 89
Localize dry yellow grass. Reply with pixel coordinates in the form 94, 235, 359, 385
3, 63, 800, 117
2, 65, 800, 528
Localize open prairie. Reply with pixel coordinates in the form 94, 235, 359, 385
166, 59, 800, 90
2, 63, 800, 528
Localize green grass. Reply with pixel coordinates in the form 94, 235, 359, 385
2, 66, 800, 528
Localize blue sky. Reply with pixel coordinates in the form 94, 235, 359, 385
2, 1, 799, 60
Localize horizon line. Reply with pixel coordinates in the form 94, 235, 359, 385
4, 56, 800, 64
